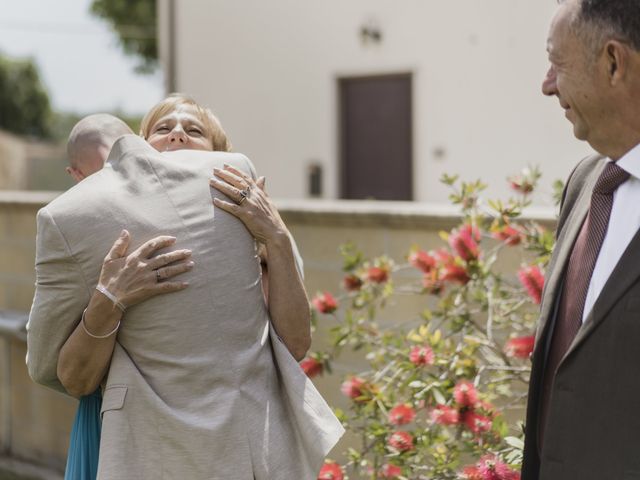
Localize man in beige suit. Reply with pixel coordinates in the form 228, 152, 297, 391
27, 134, 344, 479
522, 0, 640, 478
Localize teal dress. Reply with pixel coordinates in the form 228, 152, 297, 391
64, 389, 102, 480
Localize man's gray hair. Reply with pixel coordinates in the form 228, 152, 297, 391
67, 114, 132, 168
566, 0, 640, 58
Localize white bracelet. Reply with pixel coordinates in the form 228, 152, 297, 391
95, 284, 126, 312
81, 308, 121, 339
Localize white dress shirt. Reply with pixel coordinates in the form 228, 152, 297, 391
583, 142, 640, 322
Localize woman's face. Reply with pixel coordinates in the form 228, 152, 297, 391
147, 104, 213, 152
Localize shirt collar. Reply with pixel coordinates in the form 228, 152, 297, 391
613, 142, 640, 180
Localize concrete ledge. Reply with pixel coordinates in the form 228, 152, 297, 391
0, 311, 27, 342
0, 191, 59, 207
0, 191, 558, 230
276, 199, 557, 230
0, 455, 63, 480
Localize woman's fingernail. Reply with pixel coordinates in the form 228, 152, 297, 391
187, 261, 195, 267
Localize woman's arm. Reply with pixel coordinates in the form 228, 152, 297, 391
210, 166, 312, 361
57, 230, 193, 397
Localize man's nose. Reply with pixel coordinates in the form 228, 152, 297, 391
542, 65, 557, 96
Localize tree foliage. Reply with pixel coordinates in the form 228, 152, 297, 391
90, 0, 157, 74
0, 54, 52, 138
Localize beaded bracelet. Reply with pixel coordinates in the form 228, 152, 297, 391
80, 308, 121, 339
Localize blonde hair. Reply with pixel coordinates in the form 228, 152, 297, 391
140, 93, 232, 152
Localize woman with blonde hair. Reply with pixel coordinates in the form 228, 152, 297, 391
139, 93, 232, 153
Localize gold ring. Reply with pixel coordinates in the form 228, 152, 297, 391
156, 270, 162, 282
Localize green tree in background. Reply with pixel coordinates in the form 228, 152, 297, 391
90, 0, 158, 74
0, 55, 52, 138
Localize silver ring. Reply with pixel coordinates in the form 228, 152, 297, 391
238, 188, 250, 204
156, 269, 162, 282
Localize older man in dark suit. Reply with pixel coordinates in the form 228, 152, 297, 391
522, 0, 640, 479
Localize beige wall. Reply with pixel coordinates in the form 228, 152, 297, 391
0, 130, 71, 192
0, 192, 554, 473
0, 191, 75, 473
157, 0, 593, 205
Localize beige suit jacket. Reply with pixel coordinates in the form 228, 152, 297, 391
26, 135, 344, 479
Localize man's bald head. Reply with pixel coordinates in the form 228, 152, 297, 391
66, 114, 133, 183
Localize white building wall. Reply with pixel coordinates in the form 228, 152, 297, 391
159, 0, 593, 205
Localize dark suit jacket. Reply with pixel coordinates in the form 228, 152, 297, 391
522, 154, 640, 480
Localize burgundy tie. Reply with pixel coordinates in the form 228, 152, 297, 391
538, 162, 630, 448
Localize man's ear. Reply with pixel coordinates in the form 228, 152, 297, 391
605, 40, 628, 85
65, 166, 85, 183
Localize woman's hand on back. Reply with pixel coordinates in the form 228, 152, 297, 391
99, 230, 193, 308
209, 164, 289, 246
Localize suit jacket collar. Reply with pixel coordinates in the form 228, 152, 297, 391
566, 218, 640, 358
105, 134, 156, 168
535, 160, 605, 347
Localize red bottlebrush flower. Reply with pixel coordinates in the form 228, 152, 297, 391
367, 266, 389, 284
436, 249, 471, 284
460, 466, 484, 480
476, 455, 521, 480
318, 461, 344, 480
509, 175, 535, 194
476, 400, 499, 419
388, 403, 416, 425
409, 249, 436, 273
422, 269, 445, 295
312, 292, 338, 314
387, 431, 414, 452
504, 335, 535, 359
431, 404, 460, 425
441, 263, 470, 285
449, 224, 481, 261
380, 463, 402, 478
434, 248, 455, 264
341, 376, 366, 402
518, 264, 544, 304
454, 381, 479, 408
342, 273, 363, 291
300, 357, 323, 378
409, 345, 435, 366
491, 224, 522, 246
462, 411, 492, 434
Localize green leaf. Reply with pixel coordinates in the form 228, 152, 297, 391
432, 388, 447, 405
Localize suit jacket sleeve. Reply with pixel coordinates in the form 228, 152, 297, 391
26, 207, 91, 394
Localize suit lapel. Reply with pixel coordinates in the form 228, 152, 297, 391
565, 224, 640, 357
534, 163, 604, 346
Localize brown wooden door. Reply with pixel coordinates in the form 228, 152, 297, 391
339, 74, 413, 200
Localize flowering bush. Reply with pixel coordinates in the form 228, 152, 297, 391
305, 167, 559, 479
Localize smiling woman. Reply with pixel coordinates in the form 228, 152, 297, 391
139, 93, 231, 152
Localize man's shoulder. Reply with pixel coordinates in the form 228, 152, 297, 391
560, 153, 605, 206
160, 150, 255, 176
39, 169, 112, 220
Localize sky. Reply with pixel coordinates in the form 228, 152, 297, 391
0, 0, 165, 116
